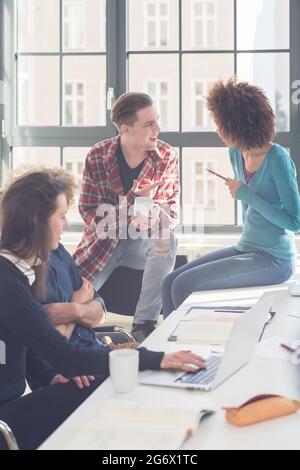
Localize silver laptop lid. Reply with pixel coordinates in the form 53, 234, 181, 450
212, 293, 273, 389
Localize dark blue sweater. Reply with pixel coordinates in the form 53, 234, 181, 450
0, 256, 163, 406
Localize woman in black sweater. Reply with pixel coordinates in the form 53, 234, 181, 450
0, 170, 205, 450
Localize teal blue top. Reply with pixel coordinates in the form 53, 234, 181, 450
230, 144, 300, 261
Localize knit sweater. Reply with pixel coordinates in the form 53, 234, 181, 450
0, 256, 163, 406
230, 144, 300, 261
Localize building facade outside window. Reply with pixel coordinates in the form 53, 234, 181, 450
191, 0, 217, 48
64, 81, 85, 125
64, 0, 85, 50
145, 0, 168, 47
192, 79, 215, 130
146, 80, 169, 130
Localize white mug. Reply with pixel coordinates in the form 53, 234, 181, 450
133, 197, 154, 218
109, 349, 139, 393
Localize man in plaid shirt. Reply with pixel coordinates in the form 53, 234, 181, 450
73, 92, 179, 341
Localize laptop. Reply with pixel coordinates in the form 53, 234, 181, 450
140, 294, 273, 392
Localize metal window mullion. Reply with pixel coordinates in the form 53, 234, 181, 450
15, 0, 19, 128
106, 0, 118, 135
60, 0, 63, 127
290, 0, 300, 179
233, 0, 238, 226
2, 0, 14, 180
16, 52, 107, 57
179, 0, 183, 224
126, 49, 290, 55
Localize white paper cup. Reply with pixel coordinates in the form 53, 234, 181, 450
133, 197, 154, 217
109, 349, 139, 393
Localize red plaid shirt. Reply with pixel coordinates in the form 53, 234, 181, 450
73, 135, 180, 279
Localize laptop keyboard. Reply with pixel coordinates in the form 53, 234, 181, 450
176, 355, 222, 386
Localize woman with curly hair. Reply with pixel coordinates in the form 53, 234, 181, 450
163, 77, 300, 317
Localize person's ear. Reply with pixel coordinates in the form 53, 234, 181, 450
120, 123, 130, 136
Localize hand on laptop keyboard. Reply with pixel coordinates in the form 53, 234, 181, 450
178, 356, 221, 385
161, 351, 206, 372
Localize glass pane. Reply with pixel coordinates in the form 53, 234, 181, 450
128, 0, 179, 50
12, 148, 60, 169
182, 0, 234, 50
63, 56, 106, 126
237, 53, 290, 131
182, 54, 234, 131
182, 148, 235, 225
129, 54, 179, 131
148, 21, 157, 46
207, 1, 215, 15
63, 0, 106, 52
147, 3, 156, 16
160, 3, 167, 15
18, 0, 59, 52
18, 57, 60, 125
63, 147, 89, 224
161, 21, 168, 46
237, 0, 289, 50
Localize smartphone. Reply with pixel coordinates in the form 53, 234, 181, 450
206, 168, 229, 182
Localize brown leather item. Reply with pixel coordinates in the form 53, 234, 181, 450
224, 395, 300, 427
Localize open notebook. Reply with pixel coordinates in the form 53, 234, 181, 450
65, 399, 215, 450
169, 308, 243, 345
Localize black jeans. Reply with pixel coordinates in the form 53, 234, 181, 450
0, 376, 106, 450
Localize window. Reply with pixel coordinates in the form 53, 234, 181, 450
192, 0, 217, 48
99, 0, 106, 50
18, 60, 31, 125
146, 81, 169, 130
64, 0, 85, 50
145, 1, 168, 47
193, 160, 217, 210
3, 0, 299, 232
63, 147, 89, 223
100, 81, 107, 126
192, 80, 215, 130
64, 81, 85, 125
182, 148, 234, 226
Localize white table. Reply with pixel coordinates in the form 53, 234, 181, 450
40, 286, 300, 451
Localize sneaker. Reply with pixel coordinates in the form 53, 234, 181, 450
131, 321, 157, 343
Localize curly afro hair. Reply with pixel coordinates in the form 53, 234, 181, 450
207, 77, 276, 149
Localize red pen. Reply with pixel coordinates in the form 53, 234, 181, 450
280, 343, 297, 353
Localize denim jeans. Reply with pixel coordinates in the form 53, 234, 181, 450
162, 247, 295, 317
92, 231, 177, 324
70, 324, 110, 352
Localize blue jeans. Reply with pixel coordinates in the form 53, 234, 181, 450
92, 232, 177, 324
70, 324, 110, 352
162, 247, 295, 317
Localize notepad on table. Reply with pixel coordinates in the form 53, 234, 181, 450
175, 320, 235, 344
169, 308, 242, 344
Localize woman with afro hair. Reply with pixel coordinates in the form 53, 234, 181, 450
163, 77, 300, 317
